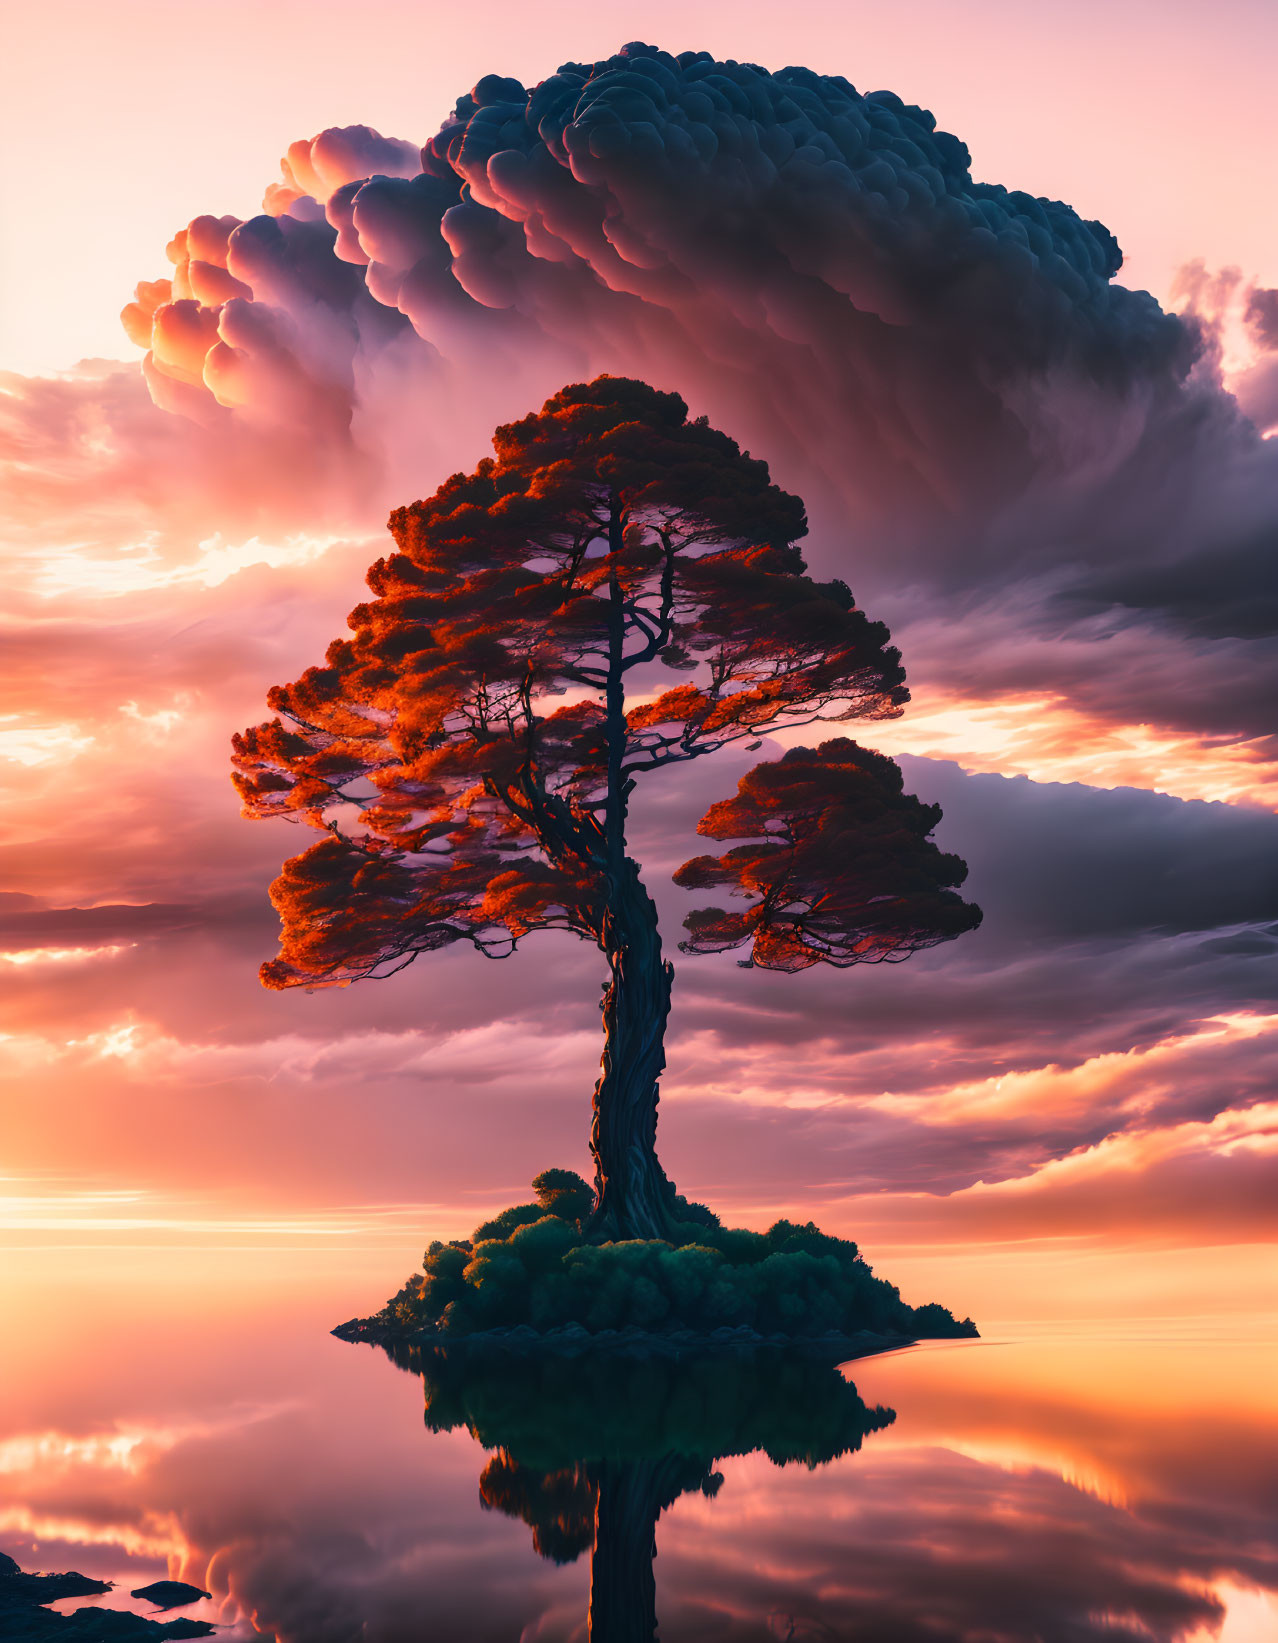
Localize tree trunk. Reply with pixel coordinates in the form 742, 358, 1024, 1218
587, 857, 676, 1242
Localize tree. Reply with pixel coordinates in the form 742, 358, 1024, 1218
233, 377, 981, 1242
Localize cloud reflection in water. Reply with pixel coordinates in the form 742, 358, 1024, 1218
2, 1268, 1275, 1641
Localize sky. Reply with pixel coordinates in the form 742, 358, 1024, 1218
1, 0, 1276, 1320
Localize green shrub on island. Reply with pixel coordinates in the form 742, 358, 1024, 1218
376, 1170, 976, 1342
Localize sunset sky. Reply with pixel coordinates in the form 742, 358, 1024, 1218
3, 0, 1276, 1326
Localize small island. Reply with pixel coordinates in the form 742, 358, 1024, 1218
336, 1167, 976, 1351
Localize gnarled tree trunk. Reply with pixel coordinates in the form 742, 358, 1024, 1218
587, 857, 676, 1242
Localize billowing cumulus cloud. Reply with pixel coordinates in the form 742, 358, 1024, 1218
128, 48, 1181, 499
104, 41, 1278, 758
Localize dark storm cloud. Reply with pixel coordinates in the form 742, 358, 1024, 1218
892, 757, 1278, 942
1050, 425, 1278, 643
636, 744, 1278, 953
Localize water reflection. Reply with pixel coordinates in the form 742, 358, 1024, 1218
394, 1343, 894, 1640
1, 1258, 1276, 1640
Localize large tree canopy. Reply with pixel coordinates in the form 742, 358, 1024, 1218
233, 375, 911, 983
233, 377, 980, 1239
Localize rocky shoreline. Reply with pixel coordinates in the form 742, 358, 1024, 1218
0, 1553, 213, 1640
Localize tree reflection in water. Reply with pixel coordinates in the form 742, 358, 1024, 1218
383, 1341, 894, 1641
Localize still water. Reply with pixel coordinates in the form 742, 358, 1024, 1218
2, 1248, 1276, 1641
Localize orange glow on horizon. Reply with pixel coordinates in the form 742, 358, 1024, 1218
866, 692, 1278, 808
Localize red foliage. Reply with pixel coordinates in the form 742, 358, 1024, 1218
233, 377, 910, 988
675, 740, 983, 972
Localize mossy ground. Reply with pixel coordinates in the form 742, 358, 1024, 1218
367, 1170, 976, 1344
